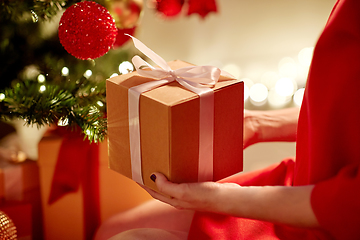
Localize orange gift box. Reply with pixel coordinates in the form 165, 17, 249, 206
38, 132, 151, 240
107, 60, 244, 190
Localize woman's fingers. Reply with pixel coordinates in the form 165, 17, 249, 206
150, 172, 187, 199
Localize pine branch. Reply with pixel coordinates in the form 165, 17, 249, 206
0, 79, 107, 143
1, 0, 108, 22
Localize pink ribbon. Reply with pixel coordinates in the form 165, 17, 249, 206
127, 35, 228, 184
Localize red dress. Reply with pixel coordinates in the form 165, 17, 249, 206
188, 0, 360, 239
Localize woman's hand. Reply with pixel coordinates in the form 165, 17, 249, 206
141, 172, 319, 228
140, 172, 240, 213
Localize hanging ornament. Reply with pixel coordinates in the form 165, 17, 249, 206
155, 0, 184, 17
0, 211, 17, 240
106, 0, 144, 29
58, 1, 118, 60
187, 0, 217, 18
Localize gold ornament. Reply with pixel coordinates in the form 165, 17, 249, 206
106, 0, 144, 29
0, 211, 17, 240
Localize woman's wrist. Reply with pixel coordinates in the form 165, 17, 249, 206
244, 108, 299, 146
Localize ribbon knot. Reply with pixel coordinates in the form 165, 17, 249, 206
169, 70, 177, 79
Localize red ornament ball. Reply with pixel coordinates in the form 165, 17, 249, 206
58, 1, 118, 60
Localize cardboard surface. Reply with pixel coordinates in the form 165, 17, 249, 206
107, 60, 244, 190
38, 134, 151, 240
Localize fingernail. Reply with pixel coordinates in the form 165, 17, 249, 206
150, 174, 156, 182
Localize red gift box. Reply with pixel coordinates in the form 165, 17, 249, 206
38, 131, 151, 240
0, 160, 43, 240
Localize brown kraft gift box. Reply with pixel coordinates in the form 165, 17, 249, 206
107, 60, 244, 191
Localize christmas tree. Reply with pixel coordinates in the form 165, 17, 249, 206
0, 0, 139, 143
0, 0, 217, 143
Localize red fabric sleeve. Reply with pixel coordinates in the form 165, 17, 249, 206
218, 158, 295, 187
311, 164, 360, 239
297, 0, 360, 238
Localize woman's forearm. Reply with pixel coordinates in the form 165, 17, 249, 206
244, 107, 300, 146
214, 184, 319, 228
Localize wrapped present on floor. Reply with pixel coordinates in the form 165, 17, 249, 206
0, 160, 43, 240
38, 130, 151, 240
107, 36, 244, 191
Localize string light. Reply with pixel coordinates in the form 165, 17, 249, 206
57, 117, 69, 126
0, 93, 5, 101
39, 85, 46, 92
61, 67, 69, 76
97, 101, 104, 107
119, 61, 134, 74
37, 74, 46, 83
86, 129, 92, 136
31, 10, 39, 23
84, 69, 92, 79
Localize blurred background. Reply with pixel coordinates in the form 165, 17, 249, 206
1, 0, 337, 169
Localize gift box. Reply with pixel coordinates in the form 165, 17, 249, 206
0, 160, 43, 240
107, 58, 244, 190
1, 203, 32, 240
38, 131, 151, 240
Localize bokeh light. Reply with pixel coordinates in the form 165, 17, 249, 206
84, 69, 92, 79
298, 47, 314, 67
293, 88, 305, 107
275, 77, 297, 97
222, 63, 242, 79
61, 67, 69, 76
37, 74, 46, 83
244, 84, 249, 102
268, 88, 291, 108
249, 83, 268, 106
279, 57, 297, 79
39, 85, 46, 92
260, 71, 279, 90
119, 61, 134, 74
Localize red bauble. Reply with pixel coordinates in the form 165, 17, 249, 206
58, 1, 118, 60
156, 0, 184, 17
187, 0, 217, 18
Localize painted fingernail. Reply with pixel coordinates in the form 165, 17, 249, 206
150, 174, 156, 182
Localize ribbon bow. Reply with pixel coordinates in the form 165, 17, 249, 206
126, 35, 228, 184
